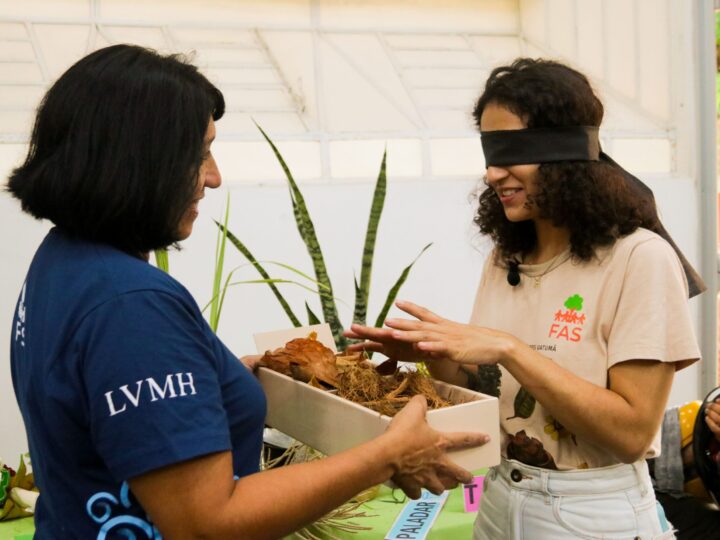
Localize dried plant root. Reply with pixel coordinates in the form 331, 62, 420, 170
337, 364, 449, 417
384, 377, 410, 400
337, 363, 385, 403
407, 371, 451, 409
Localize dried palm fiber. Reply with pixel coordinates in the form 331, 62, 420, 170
407, 371, 451, 410
337, 363, 385, 403
337, 364, 450, 417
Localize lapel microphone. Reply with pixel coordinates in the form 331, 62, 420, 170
507, 259, 521, 286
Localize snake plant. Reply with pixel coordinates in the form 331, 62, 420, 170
217, 125, 431, 351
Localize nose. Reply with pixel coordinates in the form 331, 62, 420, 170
485, 165, 509, 186
202, 154, 222, 189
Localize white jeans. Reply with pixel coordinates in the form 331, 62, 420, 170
473, 458, 675, 540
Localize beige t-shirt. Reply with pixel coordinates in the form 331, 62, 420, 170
469, 228, 700, 470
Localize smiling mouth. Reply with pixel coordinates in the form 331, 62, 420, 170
187, 199, 201, 216
498, 188, 522, 197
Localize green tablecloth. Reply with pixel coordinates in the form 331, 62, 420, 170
319, 481, 478, 539
0, 516, 34, 539
0, 475, 480, 540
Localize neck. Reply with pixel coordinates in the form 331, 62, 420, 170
527, 220, 570, 264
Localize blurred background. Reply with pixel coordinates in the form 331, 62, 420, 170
0, 0, 717, 465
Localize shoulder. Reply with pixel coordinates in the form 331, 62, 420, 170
602, 228, 680, 269
76, 229, 187, 294
84, 252, 201, 328
30, 229, 198, 324
614, 227, 670, 250
601, 228, 689, 295
99, 247, 187, 298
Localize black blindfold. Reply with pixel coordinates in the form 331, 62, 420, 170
481, 126, 600, 167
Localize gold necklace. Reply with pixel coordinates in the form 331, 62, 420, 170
522, 249, 571, 288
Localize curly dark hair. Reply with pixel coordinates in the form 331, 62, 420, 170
472, 58, 658, 261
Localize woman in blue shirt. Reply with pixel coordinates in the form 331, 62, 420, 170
7, 44, 487, 539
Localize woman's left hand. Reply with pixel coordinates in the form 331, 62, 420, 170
384, 300, 515, 365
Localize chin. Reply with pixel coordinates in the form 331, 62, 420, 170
176, 225, 193, 240
504, 211, 533, 222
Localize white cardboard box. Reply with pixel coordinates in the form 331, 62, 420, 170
255, 324, 501, 471
257, 367, 501, 471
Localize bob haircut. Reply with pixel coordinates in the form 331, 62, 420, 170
472, 58, 657, 262
7, 44, 225, 254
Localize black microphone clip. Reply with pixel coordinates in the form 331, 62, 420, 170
507, 259, 520, 286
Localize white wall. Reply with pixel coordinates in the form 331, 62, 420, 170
0, 0, 711, 463
0, 147, 51, 465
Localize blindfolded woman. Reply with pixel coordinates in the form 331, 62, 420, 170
347, 58, 703, 540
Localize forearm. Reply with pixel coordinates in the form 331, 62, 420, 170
500, 341, 672, 463
204, 434, 400, 539
427, 358, 467, 387
133, 395, 480, 539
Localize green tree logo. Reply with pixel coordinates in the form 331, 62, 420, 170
564, 294, 584, 311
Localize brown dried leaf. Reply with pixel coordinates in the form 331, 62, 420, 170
263, 336, 339, 387
375, 359, 398, 376
261, 350, 297, 377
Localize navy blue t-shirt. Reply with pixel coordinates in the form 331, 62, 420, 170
10, 228, 266, 539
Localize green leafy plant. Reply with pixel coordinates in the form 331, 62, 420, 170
0, 455, 37, 521
154, 249, 169, 273
205, 197, 333, 333
208, 196, 231, 331
217, 125, 431, 352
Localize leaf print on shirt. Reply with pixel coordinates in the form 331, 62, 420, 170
467, 365, 501, 397
543, 415, 578, 445
506, 387, 536, 420
506, 430, 558, 470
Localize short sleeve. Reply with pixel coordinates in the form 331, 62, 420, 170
607, 238, 700, 370
75, 290, 232, 481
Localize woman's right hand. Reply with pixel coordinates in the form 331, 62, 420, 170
130, 395, 489, 539
382, 394, 489, 498
343, 324, 434, 364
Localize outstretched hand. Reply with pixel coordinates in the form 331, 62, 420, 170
346, 300, 513, 366
385, 395, 489, 498
344, 323, 435, 364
